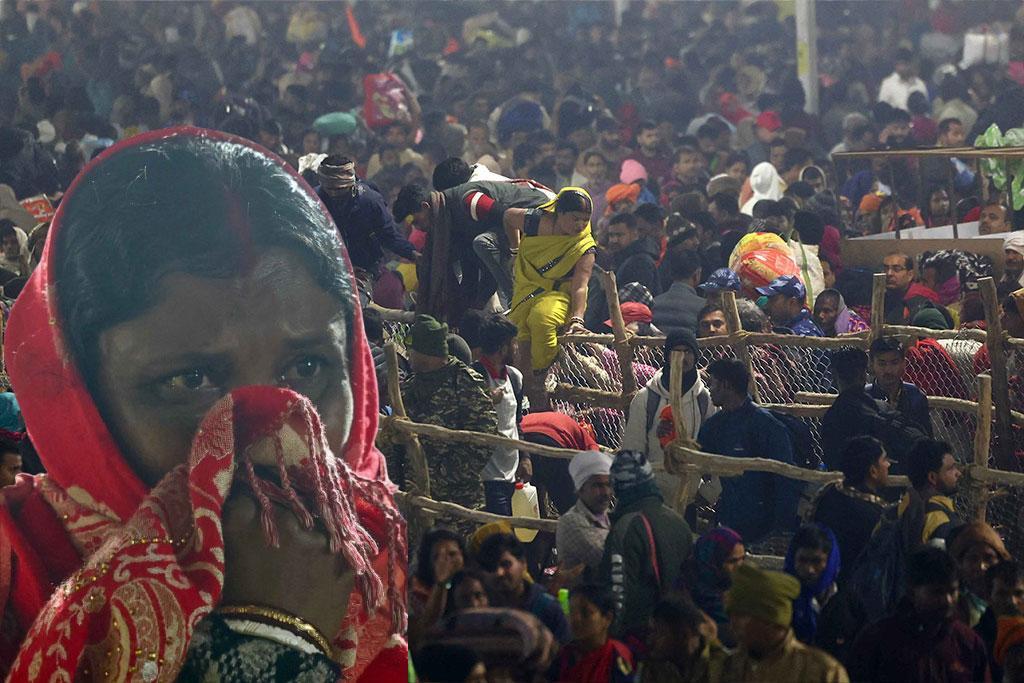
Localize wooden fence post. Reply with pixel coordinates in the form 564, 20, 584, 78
869, 272, 886, 341
384, 344, 431, 497
599, 269, 639, 398
973, 374, 993, 522
722, 291, 759, 402
980, 277, 1014, 470
668, 349, 700, 512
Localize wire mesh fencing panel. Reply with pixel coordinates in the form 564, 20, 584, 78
550, 341, 632, 448
935, 334, 986, 401
931, 408, 978, 464
634, 342, 664, 374
697, 342, 736, 370
382, 320, 412, 354
982, 485, 1024, 560
748, 342, 841, 403
906, 334, 978, 402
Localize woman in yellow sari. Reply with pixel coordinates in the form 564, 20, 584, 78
504, 187, 597, 406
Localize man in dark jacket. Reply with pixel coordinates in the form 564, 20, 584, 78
653, 247, 704, 336
698, 359, 802, 542
848, 546, 990, 683
607, 212, 662, 295
811, 435, 890, 586
316, 155, 418, 296
586, 212, 662, 330
599, 450, 693, 639
867, 336, 933, 436
820, 348, 927, 472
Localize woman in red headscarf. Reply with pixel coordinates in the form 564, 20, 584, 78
0, 128, 406, 681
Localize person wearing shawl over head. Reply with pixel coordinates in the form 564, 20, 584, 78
681, 527, 745, 648
813, 288, 870, 337
784, 525, 841, 645
0, 128, 406, 682
504, 187, 597, 408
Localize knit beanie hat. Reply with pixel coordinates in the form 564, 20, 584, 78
726, 563, 800, 628
665, 329, 699, 360
610, 450, 661, 506
411, 314, 449, 357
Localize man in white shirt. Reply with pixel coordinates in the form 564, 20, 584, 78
878, 49, 929, 112
472, 314, 525, 515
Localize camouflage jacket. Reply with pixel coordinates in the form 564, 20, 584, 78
401, 358, 498, 510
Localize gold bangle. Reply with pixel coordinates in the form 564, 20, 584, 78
217, 604, 334, 658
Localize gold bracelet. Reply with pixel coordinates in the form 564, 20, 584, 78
217, 604, 334, 658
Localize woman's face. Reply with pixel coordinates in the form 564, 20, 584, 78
432, 539, 464, 575
930, 190, 951, 220
721, 542, 745, 576
556, 210, 591, 235
93, 248, 354, 486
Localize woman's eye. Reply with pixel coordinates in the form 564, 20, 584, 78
163, 369, 214, 392
282, 356, 326, 382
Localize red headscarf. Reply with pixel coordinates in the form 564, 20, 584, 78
0, 128, 406, 681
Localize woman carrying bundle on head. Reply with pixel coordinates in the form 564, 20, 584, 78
503, 187, 597, 408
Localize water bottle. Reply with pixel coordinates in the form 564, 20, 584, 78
511, 481, 539, 542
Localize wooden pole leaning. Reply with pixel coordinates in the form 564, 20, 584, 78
869, 272, 886, 342
973, 374, 994, 522
384, 344, 431, 500
722, 291, 759, 401
599, 269, 639, 398
980, 277, 1014, 470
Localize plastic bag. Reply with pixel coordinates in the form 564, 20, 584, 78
728, 231, 791, 271
735, 249, 800, 299
363, 73, 411, 130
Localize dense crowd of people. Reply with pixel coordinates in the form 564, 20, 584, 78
6, 0, 1024, 682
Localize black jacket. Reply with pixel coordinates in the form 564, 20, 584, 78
317, 182, 416, 273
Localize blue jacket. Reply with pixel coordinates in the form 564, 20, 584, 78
784, 309, 825, 337
316, 182, 416, 273
698, 399, 802, 541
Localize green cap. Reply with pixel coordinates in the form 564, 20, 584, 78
410, 314, 449, 358
726, 563, 801, 628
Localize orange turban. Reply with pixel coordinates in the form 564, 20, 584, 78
605, 183, 641, 214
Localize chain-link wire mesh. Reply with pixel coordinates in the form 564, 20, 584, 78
382, 319, 411, 353
549, 341, 637, 448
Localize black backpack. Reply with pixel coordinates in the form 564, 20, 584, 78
845, 507, 907, 624
765, 409, 821, 470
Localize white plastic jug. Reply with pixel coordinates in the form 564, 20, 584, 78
511, 482, 540, 543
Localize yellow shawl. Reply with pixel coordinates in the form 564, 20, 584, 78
510, 187, 597, 315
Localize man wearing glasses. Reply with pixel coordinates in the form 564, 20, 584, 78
882, 252, 951, 325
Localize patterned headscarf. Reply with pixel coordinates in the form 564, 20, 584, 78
318, 157, 357, 189
1, 128, 405, 681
